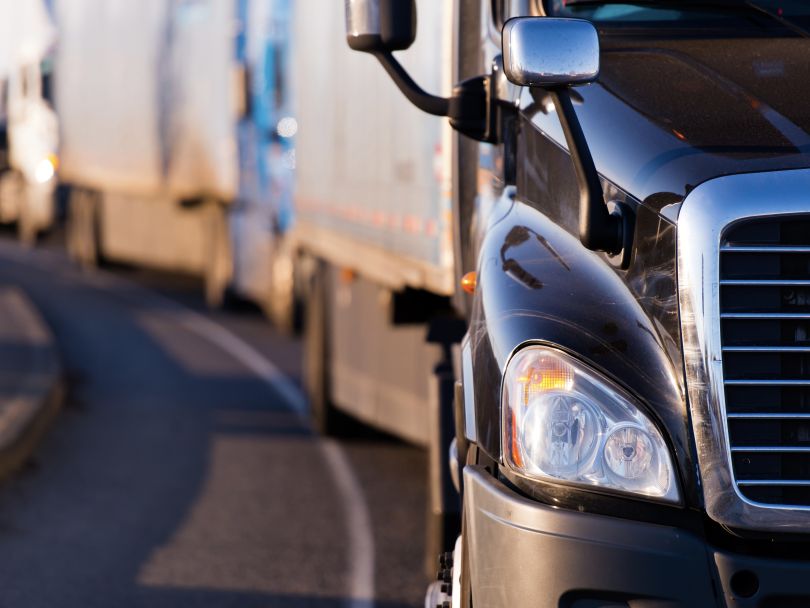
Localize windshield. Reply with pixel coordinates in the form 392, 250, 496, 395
544, 0, 810, 31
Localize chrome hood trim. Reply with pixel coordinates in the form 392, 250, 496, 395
678, 168, 810, 532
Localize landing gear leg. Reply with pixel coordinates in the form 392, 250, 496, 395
425, 317, 466, 578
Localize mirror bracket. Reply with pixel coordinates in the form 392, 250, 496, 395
547, 87, 627, 258
372, 51, 450, 116
373, 51, 501, 143
449, 75, 499, 144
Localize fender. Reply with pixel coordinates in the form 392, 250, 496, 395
467, 194, 701, 509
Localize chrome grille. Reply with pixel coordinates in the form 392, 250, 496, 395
721, 215, 810, 507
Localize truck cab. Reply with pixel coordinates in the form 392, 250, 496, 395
344, 1, 810, 606
0, 0, 58, 244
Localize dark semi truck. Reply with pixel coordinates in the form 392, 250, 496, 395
343, 0, 810, 606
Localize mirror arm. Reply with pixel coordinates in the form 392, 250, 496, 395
374, 51, 496, 143
548, 88, 625, 255
373, 51, 450, 116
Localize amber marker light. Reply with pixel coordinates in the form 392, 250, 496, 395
339, 267, 356, 284
510, 354, 575, 467
516, 356, 575, 406
460, 271, 477, 294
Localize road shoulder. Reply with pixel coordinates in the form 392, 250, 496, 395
0, 286, 62, 478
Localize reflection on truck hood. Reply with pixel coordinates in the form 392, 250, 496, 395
526, 36, 810, 212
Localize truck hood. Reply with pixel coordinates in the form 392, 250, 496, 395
534, 35, 810, 214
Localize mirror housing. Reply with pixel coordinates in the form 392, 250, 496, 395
345, 0, 416, 53
502, 18, 599, 88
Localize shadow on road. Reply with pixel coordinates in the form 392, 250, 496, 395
0, 247, 390, 607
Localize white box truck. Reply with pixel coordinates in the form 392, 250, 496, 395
53, 0, 293, 309
0, 0, 59, 243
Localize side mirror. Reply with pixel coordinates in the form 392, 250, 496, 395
502, 17, 631, 262
502, 18, 599, 88
342, 0, 496, 142
345, 0, 416, 53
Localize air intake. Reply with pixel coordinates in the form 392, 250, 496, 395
721, 215, 810, 507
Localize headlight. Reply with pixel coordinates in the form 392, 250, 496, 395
502, 345, 679, 503
34, 154, 58, 184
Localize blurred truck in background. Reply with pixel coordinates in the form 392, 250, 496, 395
291, 0, 462, 567
233, 0, 296, 319
53, 0, 293, 309
0, 0, 59, 244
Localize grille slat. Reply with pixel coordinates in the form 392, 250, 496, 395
722, 246, 810, 253
732, 447, 810, 453
724, 346, 810, 353
721, 280, 810, 286
726, 380, 810, 386
721, 215, 810, 507
728, 413, 810, 419
738, 480, 810, 486
722, 313, 810, 319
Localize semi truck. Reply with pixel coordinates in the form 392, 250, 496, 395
342, 0, 810, 606
53, 0, 293, 310
0, 0, 59, 244
233, 0, 296, 318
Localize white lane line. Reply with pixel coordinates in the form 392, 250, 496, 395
178, 312, 307, 415
321, 441, 376, 607
174, 309, 376, 608
1, 245, 376, 608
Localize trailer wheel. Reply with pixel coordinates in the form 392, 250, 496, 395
303, 261, 351, 435
264, 237, 300, 334
0, 171, 36, 245
426, 522, 472, 608
458, 511, 473, 608
66, 188, 101, 268
204, 199, 233, 309
0, 170, 22, 226
17, 183, 37, 246
18, 180, 51, 246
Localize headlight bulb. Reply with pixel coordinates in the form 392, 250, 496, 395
604, 425, 654, 479
520, 393, 599, 477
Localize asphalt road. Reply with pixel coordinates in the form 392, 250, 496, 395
0, 238, 427, 608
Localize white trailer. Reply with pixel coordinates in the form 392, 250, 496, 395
53, 0, 293, 308
292, 0, 458, 570
293, 0, 455, 439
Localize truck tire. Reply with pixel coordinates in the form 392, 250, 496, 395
303, 262, 351, 435
0, 171, 35, 245
458, 511, 473, 608
17, 183, 37, 246
264, 236, 301, 334
427, 519, 472, 608
204, 199, 233, 309
66, 188, 101, 268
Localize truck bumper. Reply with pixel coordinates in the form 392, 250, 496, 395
464, 465, 810, 607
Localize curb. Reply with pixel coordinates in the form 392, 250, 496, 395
0, 287, 62, 479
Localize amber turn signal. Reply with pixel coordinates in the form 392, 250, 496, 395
460, 271, 477, 294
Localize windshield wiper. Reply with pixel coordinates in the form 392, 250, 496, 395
562, 0, 810, 37
744, 1, 810, 37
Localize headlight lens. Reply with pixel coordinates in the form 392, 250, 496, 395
502, 345, 679, 503
34, 157, 55, 184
